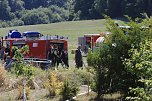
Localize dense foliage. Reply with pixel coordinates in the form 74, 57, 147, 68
87, 17, 152, 98
0, 0, 74, 27
62, 79, 79, 100
125, 40, 152, 100
12, 45, 35, 79
0, 0, 152, 27
75, 0, 152, 19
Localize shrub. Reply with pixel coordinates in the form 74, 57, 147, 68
62, 79, 79, 101
44, 72, 63, 97
12, 62, 36, 79
74, 69, 94, 85
21, 9, 50, 25
87, 49, 94, 66
57, 69, 94, 86
11, 19, 24, 26
0, 21, 9, 28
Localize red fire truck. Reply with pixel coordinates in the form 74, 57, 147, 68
1, 30, 68, 68
78, 34, 100, 52
78, 32, 109, 53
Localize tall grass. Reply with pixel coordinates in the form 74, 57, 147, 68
0, 64, 6, 87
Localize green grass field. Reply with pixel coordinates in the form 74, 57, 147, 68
0, 19, 106, 49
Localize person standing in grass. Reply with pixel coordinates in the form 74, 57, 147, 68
62, 50, 69, 68
75, 46, 83, 69
0, 46, 5, 60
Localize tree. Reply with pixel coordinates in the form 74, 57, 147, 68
87, 17, 152, 97
8, 0, 25, 12
146, 0, 152, 16
21, 9, 49, 25
121, 0, 146, 18
74, 0, 95, 19
12, 45, 36, 100
0, 0, 11, 20
124, 40, 152, 100
94, 0, 122, 18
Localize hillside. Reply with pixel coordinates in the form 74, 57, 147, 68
0, 0, 151, 28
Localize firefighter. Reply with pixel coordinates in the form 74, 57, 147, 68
64, 50, 69, 68
52, 48, 57, 67
4, 56, 13, 70
48, 48, 54, 65
53, 45, 61, 68
56, 49, 62, 68
61, 50, 69, 68
0, 46, 5, 60
75, 46, 83, 69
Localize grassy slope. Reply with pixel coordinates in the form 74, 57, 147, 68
0, 19, 106, 49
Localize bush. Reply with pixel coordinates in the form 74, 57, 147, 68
57, 69, 94, 86
49, 6, 69, 22
22, 11, 49, 25
44, 72, 63, 97
11, 19, 24, 26
0, 21, 9, 28
87, 49, 94, 66
0, 19, 24, 28
62, 79, 79, 100
12, 63, 36, 79
43, 69, 94, 99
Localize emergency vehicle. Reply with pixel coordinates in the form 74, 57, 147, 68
0, 30, 68, 68
78, 32, 108, 53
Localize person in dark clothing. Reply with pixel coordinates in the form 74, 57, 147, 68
56, 50, 62, 68
4, 56, 13, 70
61, 50, 69, 68
0, 46, 5, 60
75, 48, 83, 69
64, 50, 69, 68
48, 49, 54, 66
52, 49, 57, 67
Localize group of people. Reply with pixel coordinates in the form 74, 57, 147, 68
48, 45, 69, 68
48, 44, 85, 69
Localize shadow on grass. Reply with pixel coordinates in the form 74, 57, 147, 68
90, 97, 125, 101
88, 94, 125, 101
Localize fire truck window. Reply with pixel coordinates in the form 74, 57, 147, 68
12, 41, 26, 49
50, 43, 64, 54
86, 37, 91, 49
13, 44, 26, 49
86, 42, 91, 48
